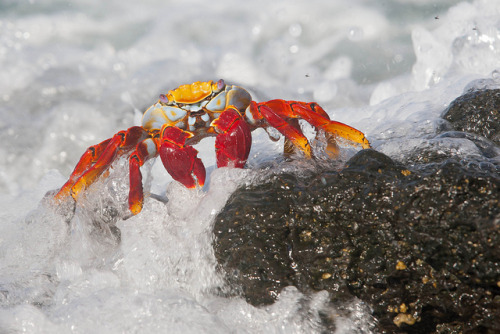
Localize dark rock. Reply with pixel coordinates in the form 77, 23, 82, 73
443, 89, 500, 144
213, 149, 500, 333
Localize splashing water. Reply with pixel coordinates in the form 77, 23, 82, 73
1, 0, 499, 332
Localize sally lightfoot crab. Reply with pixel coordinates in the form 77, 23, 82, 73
54, 79, 370, 215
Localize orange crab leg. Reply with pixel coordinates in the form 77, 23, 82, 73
287, 101, 342, 156
54, 138, 112, 201
159, 125, 206, 188
249, 101, 312, 158
254, 100, 370, 149
70, 126, 149, 200
287, 102, 371, 149
212, 107, 252, 168
128, 138, 159, 215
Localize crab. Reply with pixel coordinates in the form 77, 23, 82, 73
54, 79, 370, 215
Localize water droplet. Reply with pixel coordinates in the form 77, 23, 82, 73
492, 69, 500, 82
288, 23, 302, 37
252, 25, 261, 36
348, 27, 364, 41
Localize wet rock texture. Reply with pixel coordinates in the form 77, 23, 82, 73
213, 89, 500, 333
443, 89, 500, 145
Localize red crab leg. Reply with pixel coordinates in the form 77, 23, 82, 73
249, 101, 313, 158
70, 126, 149, 200
159, 125, 206, 188
128, 138, 159, 215
54, 138, 112, 201
253, 100, 371, 150
286, 101, 371, 149
273, 100, 368, 156
211, 107, 252, 168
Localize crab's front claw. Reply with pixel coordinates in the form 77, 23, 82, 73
211, 107, 252, 168
159, 126, 206, 188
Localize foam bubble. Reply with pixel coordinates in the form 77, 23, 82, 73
1, 0, 498, 332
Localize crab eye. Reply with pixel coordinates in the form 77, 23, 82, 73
215, 79, 225, 92
159, 94, 170, 105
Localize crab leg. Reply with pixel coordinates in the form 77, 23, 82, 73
159, 125, 206, 188
249, 101, 312, 158
252, 100, 370, 150
128, 138, 159, 215
70, 126, 149, 200
54, 138, 112, 200
211, 107, 252, 168
287, 101, 371, 149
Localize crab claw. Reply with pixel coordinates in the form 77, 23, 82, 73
212, 107, 252, 168
159, 126, 206, 188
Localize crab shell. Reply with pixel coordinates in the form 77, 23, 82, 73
54, 78, 371, 217
141, 80, 254, 137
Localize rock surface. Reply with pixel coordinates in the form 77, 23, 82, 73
443, 89, 500, 145
213, 89, 500, 333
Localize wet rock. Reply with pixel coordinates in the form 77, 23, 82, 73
443, 89, 500, 144
213, 149, 500, 333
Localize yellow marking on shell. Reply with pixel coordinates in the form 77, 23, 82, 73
167, 80, 219, 104
142, 104, 184, 130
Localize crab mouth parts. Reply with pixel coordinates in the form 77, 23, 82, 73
188, 110, 207, 116
177, 99, 210, 112
187, 111, 211, 131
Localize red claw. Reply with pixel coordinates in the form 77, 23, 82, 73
159, 126, 206, 188
212, 107, 252, 168
55, 80, 371, 218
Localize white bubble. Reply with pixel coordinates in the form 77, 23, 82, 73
289, 44, 299, 53
1, 0, 497, 333
288, 23, 302, 37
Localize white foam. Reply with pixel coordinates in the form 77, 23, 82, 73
1, 0, 499, 332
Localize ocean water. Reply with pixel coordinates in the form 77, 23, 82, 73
0, 0, 499, 333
